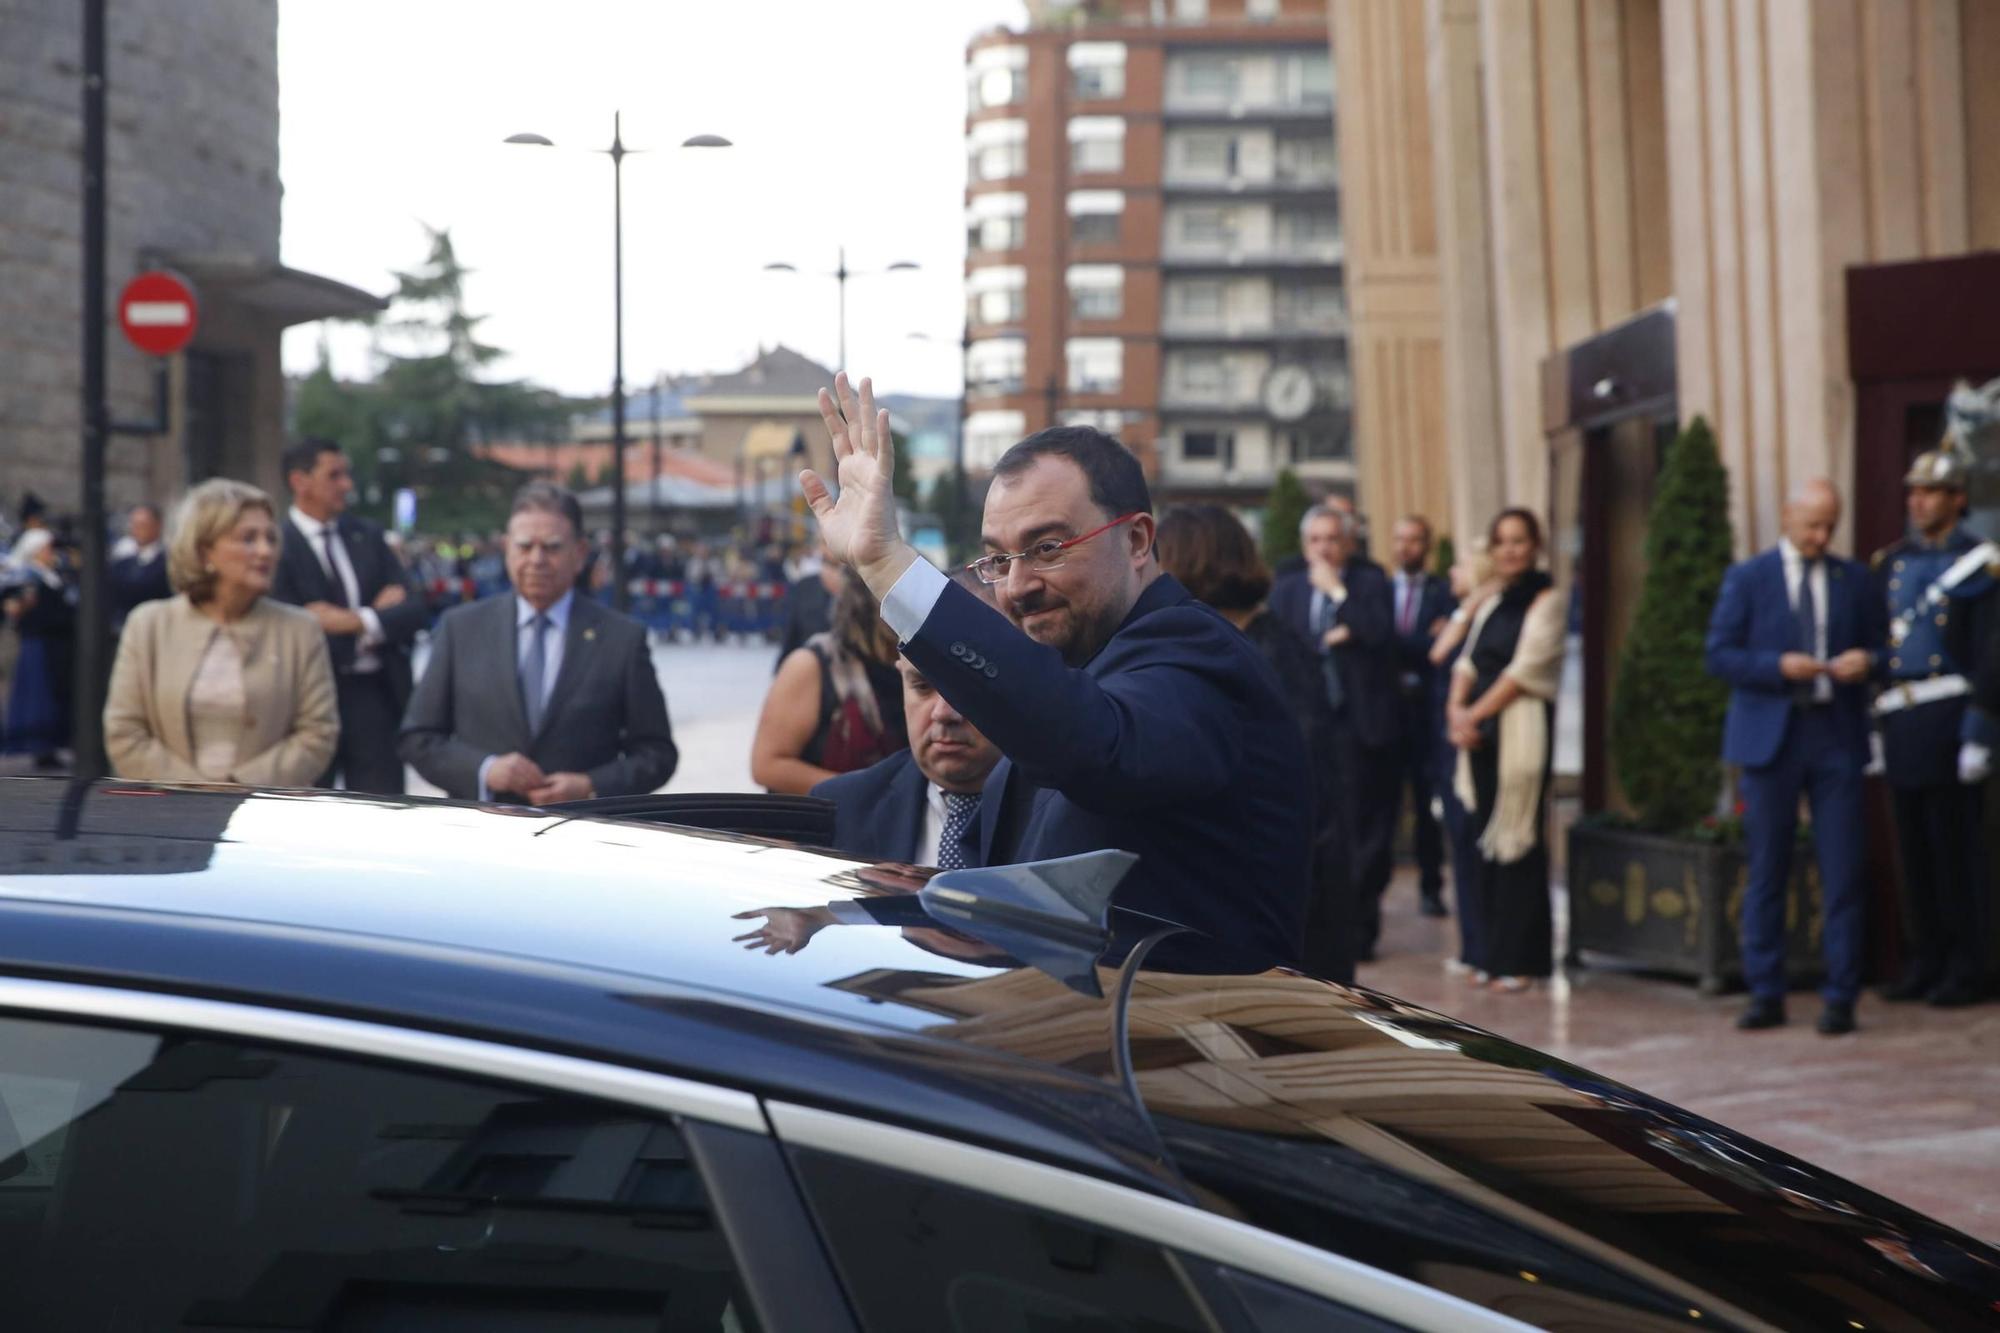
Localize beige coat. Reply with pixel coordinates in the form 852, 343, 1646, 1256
105, 594, 338, 787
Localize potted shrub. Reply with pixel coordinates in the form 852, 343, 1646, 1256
1566, 417, 1822, 992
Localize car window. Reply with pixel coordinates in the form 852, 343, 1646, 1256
1210, 1266, 1414, 1332
790, 1146, 1213, 1332
0, 1014, 760, 1331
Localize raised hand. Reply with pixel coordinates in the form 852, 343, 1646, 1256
800, 373, 916, 593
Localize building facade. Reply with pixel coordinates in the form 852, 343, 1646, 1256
0, 0, 382, 517
963, 0, 1349, 505
1330, 0, 2000, 557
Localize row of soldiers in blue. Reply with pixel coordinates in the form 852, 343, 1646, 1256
1707, 445, 1996, 1035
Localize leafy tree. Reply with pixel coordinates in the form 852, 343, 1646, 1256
1609, 416, 1734, 831
289, 225, 585, 533
1261, 469, 1310, 567
924, 469, 989, 566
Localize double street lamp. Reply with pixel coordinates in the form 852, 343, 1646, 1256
762, 247, 919, 374
505, 113, 730, 611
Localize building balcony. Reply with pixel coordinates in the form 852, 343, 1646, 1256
1157, 389, 1265, 414
1161, 169, 1338, 195
1159, 314, 1347, 341
1161, 96, 1334, 123
966, 376, 1027, 400
1160, 241, 1343, 268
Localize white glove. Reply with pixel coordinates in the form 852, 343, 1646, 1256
1959, 742, 1992, 785
1864, 731, 1886, 777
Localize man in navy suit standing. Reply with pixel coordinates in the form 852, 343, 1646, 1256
1388, 515, 1457, 918
799, 374, 1310, 969
1705, 479, 1880, 1034
272, 439, 427, 794
813, 653, 1003, 866
1269, 503, 1400, 960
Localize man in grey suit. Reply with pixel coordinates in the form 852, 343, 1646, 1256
400, 482, 677, 804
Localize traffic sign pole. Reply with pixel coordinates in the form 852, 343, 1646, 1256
75, 0, 108, 782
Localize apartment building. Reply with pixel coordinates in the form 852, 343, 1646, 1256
962, 0, 1348, 504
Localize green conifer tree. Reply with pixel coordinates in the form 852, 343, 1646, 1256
1262, 469, 1310, 567
1609, 416, 1734, 831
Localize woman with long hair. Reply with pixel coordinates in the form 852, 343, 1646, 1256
1446, 508, 1563, 992
751, 565, 908, 794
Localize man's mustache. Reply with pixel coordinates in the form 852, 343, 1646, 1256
1009, 590, 1064, 616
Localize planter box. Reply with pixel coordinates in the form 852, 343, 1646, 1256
1566, 825, 1823, 995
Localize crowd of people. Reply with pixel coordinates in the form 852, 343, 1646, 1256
5, 379, 1995, 1019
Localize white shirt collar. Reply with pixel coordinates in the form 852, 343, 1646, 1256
288, 506, 334, 541
1778, 538, 1817, 568
518, 589, 575, 629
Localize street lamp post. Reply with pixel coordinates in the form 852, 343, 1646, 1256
505, 115, 729, 611
762, 247, 919, 373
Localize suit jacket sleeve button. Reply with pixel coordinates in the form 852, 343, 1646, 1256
950, 642, 967, 658
985, 664, 999, 679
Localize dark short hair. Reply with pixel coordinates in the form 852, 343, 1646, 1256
282, 437, 344, 481
129, 502, 162, 522
1155, 504, 1271, 612
510, 481, 584, 539
1488, 506, 1544, 550
1394, 513, 1433, 544
992, 426, 1152, 520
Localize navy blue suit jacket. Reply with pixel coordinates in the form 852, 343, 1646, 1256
901, 573, 1310, 968
813, 750, 932, 865
1268, 562, 1401, 751
1704, 548, 1876, 769
1392, 573, 1457, 686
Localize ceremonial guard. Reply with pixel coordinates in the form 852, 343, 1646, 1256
1872, 446, 1998, 1007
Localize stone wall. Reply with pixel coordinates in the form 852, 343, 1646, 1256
0, 0, 279, 517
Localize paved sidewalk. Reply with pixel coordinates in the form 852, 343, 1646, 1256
1360, 871, 2000, 1245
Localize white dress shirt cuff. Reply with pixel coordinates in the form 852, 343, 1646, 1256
881, 558, 950, 643
477, 754, 498, 803
358, 607, 385, 649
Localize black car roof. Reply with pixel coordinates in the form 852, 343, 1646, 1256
6, 778, 2000, 1330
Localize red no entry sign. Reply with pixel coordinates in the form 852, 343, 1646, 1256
117, 270, 199, 357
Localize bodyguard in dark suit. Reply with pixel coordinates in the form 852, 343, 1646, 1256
1389, 515, 1456, 917
1869, 448, 1997, 1007
1270, 504, 1401, 959
400, 483, 677, 804
271, 440, 426, 794
813, 656, 1002, 866
1705, 479, 1879, 1034
801, 375, 1310, 969
108, 503, 170, 634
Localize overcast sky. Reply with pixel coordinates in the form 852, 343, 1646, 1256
278, 0, 1022, 402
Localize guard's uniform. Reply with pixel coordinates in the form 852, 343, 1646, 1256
1871, 461, 1999, 1004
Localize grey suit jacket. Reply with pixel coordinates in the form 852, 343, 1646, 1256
399, 592, 677, 801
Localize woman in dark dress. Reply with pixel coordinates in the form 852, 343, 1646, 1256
1446, 509, 1563, 991
1157, 504, 1353, 983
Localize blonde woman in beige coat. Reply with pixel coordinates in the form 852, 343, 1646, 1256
105, 479, 338, 787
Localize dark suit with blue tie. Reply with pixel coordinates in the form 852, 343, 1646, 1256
812, 750, 982, 868
1270, 559, 1401, 955
901, 572, 1310, 969
1705, 546, 1878, 1004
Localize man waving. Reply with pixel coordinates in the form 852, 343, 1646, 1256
802, 374, 1309, 968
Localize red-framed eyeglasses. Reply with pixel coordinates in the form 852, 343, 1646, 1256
965, 513, 1143, 585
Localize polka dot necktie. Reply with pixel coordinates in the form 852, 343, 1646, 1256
937, 792, 981, 871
